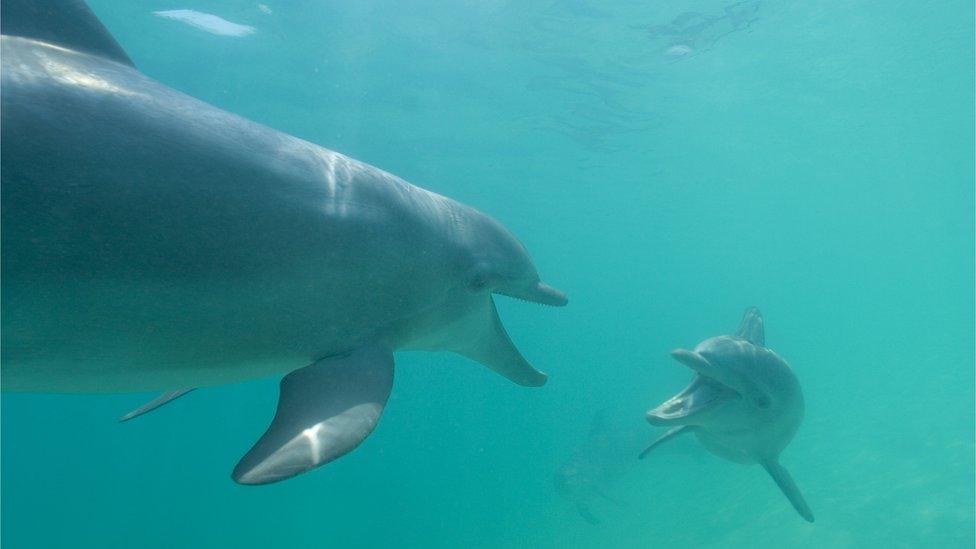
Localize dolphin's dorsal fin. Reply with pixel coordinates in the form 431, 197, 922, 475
452, 297, 548, 387
0, 0, 134, 66
735, 307, 765, 346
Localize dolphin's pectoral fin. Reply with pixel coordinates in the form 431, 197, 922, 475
119, 388, 195, 422
761, 459, 815, 523
232, 344, 394, 485
454, 297, 547, 387
638, 425, 693, 459
735, 307, 765, 346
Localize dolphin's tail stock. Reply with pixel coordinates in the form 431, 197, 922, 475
762, 459, 815, 523
232, 344, 395, 485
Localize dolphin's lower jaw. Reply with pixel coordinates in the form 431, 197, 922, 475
646, 374, 737, 426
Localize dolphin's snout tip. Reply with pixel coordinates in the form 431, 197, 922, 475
670, 348, 711, 372
533, 282, 568, 307
670, 348, 693, 361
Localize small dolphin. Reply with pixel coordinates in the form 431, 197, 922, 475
639, 308, 814, 522
1, 0, 566, 484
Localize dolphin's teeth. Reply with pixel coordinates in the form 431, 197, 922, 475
646, 375, 735, 424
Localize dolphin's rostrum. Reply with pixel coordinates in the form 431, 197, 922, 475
1, 0, 566, 484
640, 308, 814, 522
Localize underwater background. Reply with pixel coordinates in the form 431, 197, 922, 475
2, 0, 973, 547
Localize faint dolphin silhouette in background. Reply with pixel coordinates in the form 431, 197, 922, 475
643, 0, 761, 61
555, 411, 641, 524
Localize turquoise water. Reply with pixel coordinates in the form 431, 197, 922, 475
2, 0, 973, 547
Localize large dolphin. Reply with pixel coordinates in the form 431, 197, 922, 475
639, 308, 814, 522
0, 0, 567, 484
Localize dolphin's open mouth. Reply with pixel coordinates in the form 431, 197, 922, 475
646, 374, 737, 426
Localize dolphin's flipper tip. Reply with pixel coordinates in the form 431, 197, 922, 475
761, 459, 815, 523
638, 425, 692, 459
521, 369, 548, 387
232, 344, 394, 485
118, 389, 195, 422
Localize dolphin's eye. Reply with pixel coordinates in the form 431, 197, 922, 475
754, 394, 771, 409
468, 265, 491, 291
470, 273, 488, 291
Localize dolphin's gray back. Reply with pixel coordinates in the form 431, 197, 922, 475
1, 37, 463, 391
